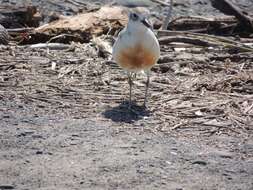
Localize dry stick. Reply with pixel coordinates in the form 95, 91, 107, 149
170, 15, 236, 23
185, 23, 238, 34
159, 36, 218, 47
28, 43, 71, 50
65, 0, 88, 6
168, 16, 235, 28
151, 0, 170, 6
46, 34, 80, 43
7, 27, 34, 33
162, 0, 173, 30
157, 30, 253, 52
168, 15, 238, 33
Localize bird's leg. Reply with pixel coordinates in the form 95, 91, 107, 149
144, 70, 150, 108
127, 71, 133, 107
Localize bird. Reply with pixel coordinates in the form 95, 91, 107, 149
112, 11, 160, 108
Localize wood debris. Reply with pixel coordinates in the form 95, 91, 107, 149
31, 6, 128, 43
0, 5, 41, 28
211, 0, 253, 32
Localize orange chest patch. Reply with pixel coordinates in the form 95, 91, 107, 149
116, 44, 157, 70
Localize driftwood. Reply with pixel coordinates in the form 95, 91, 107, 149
168, 16, 238, 35
21, 6, 128, 44
210, 0, 253, 32
0, 5, 41, 29
35, 6, 127, 35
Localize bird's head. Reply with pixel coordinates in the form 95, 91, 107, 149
128, 12, 152, 30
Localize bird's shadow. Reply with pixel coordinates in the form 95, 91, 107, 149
102, 101, 151, 123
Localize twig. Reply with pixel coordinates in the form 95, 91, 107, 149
159, 36, 218, 47
28, 43, 71, 50
171, 122, 188, 130
65, 0, 88, 6
162, 0, 173, 30
47, 33, 81, 43
244, 103, 253, 114
151, 0, 170, 6
7, 27, 34, 33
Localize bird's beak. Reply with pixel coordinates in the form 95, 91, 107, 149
141, 19, 152, 29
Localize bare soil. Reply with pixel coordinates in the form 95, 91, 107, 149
0, 0, 253, 190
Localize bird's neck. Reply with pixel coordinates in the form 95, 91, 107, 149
126, 22, 148, 36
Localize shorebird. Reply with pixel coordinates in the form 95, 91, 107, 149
112, 12, 160, 108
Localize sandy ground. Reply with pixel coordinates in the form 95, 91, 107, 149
0, 0, 253, 190
0, 117, 252, 190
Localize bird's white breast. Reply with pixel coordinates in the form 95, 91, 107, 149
112, 25, 160, 72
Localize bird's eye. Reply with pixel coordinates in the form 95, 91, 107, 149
131, 13, 138, 21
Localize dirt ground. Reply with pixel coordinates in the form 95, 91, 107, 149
0, 0, 253, 190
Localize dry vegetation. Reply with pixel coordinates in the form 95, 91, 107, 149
1, 36, 252, 136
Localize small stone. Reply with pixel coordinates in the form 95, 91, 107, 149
192, 160, 207, 166
36, 150, 43, 155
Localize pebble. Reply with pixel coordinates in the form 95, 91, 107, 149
0, 185, 15, 190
